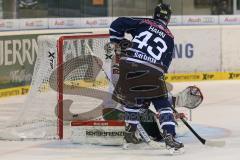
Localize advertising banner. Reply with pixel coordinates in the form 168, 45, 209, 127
0, 34, 39, 89
221, 25, 240, 71
182, 15, 219, 25
219, 15, 240, 25
48, 18, 81, 29
169, 26, 221, 73
0, 19, 19, 31
0, 86, 29, 98
19, 18, 48, 30
80, 17, 112, 28
169, 16, 182, 26
2, 16, 240, 32
0, 25, 240, 98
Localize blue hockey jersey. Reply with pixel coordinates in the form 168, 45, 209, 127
109, 17, 174, 72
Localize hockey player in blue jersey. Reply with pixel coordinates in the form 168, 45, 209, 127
109, 3, 183, 149
109, 3, 183, 150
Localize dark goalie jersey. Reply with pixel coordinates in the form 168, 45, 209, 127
109, 17, 174, 72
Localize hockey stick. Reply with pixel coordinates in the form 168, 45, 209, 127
171, 107, 225, 147
136, 123, 165, 149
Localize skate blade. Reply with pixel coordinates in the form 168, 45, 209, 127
168, 147, 185, 155
123, 141, 165, 150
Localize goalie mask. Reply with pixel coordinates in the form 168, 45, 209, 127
153, 3, 172, 24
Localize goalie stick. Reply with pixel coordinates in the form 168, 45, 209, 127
135, 123, 165, 150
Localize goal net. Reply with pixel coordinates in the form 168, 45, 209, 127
0, 34, 117, 140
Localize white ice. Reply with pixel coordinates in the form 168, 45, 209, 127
0, 80, 240, 160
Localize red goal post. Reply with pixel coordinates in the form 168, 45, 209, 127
0, 33, 115, 141
57, 34, 110, 139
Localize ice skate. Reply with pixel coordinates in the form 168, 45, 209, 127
163, 131, 184, 154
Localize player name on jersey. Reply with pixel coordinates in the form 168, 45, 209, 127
148, 26, 166, 38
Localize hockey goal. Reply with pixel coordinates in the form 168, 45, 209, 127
0, 33, 118, 140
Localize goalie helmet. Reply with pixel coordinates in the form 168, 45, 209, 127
153, 3, 172, 24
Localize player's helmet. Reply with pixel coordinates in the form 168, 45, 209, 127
153, 3, 172, 24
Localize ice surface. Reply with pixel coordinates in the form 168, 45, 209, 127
0, 80, 240, 160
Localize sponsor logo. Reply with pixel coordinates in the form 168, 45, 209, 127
65, 20, 76, 26
86, 130, 124, 137
170, 74, 200, 81
0, 20, 15, 28
54, 20, 65, 26
86, 20, 97, 25
0, 89, 20, 98
187, 17, 201, 23
9, 70, 32, 82
134, 52, 156, 63
229, 73, 240, 79
0, 39, 38, 66
104, 42, 114, 60
25, 21, 34, 27
21, 87, 29, 95
202, 17, 216, 23
105, 53, 113, 60
0, 86, 30, 98
187, 17, 216, 24
173, 43, 194, 59
202, 74, 214, 80
0, 21, 5, 27
98, 19, 109, 25
48, 50, 55, 69
224, 17, 239, 22
25, 20, 45, 27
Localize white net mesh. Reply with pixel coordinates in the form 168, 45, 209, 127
0, 34, 114, 140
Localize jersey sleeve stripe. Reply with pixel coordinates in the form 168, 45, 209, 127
123, 107, 140, 113
160, 122, 176, 128
110, 35, 124, 40
125, 120, 139, 124
159, 111, 173, 114
109, 28, 122, 34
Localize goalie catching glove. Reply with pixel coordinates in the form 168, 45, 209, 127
174, 86, 203, 109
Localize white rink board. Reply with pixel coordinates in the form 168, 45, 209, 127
221, 25, 240, 71
1, 25, 240, 73
169, 26, 221, 73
